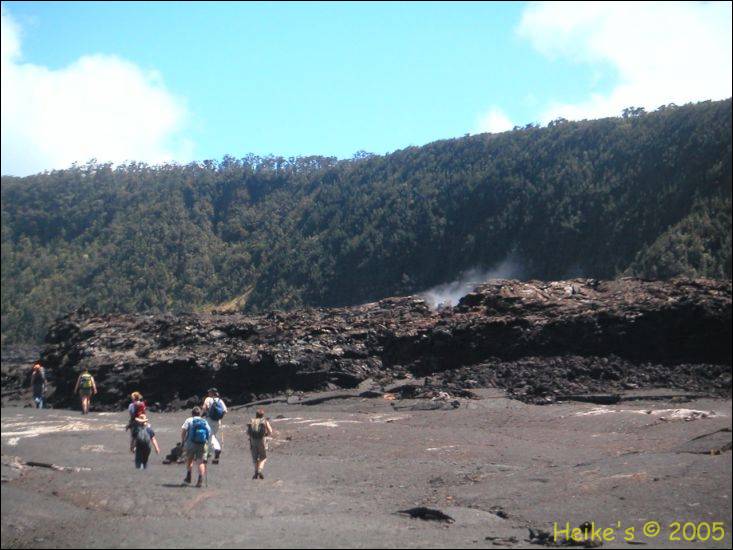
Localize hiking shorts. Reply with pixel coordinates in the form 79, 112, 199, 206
185, 442, 206, 462
79, 388, 93, 397
250, 437, 267, 462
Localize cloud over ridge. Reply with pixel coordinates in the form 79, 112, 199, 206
1, 6, 193, 176
473, 106, 514, 135
517, 1, 733, 123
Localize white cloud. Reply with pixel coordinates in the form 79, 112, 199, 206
517, 1, 732, 123
1, 6, 193, 176
473, 106, 514, 134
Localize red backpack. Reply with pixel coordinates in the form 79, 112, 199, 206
133, 401, 146, 417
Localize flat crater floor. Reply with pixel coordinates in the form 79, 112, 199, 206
2, 391, 732, 548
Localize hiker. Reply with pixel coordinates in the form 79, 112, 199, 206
73, 368, 97, 414
126, 391, 147, 445
201, 388, 227, 464
130, 414, 160, 470
247, 408, 273, 480
128, 392, 146, 419
30, 362, 47, 409
126, 392, 146, 428
180, 406, 211, 487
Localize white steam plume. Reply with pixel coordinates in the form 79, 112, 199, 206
420, 258, 524, 309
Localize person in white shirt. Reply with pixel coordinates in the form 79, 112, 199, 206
201, 388, 228, 464
180, 406, 211, 487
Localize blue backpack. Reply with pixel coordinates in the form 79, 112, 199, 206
208, 398, 226, 421
189, 417, 209, 444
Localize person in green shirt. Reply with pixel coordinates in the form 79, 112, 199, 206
73, 368, 97, 414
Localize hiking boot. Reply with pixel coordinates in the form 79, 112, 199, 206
196, 477, 203, 488
252, 472, 258, 480
258, 472, 264, 480
184, 471, 191, 484
213, 450, 221, 464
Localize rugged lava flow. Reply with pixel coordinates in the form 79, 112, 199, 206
31, 278, 733, 409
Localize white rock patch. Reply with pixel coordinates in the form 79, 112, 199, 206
574, 407, 721, 421
1, 419, 125, 446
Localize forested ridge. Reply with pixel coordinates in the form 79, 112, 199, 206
2, 99, 731, 345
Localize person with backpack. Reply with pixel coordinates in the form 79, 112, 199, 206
30, 362, 47, 409
247, 408, 273, 480
130, 414, 160, 470
126, 392, 147, 444
128, 392, 146, 419
180, 406, 211, 487
73, 368, 97, 414
201, 388, 227, 464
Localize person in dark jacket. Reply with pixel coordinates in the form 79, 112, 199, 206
130, 414, 160, 470
30, 363, 46, 409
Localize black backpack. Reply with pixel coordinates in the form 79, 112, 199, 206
134, 425, 151, 448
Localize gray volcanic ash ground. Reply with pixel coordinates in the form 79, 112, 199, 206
2, 390, 731, 548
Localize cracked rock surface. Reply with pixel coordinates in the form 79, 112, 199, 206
13, 277, 730, 411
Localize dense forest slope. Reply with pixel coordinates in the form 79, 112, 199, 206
2, 99, 731, 345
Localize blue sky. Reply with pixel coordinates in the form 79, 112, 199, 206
1, 1, 731, 176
